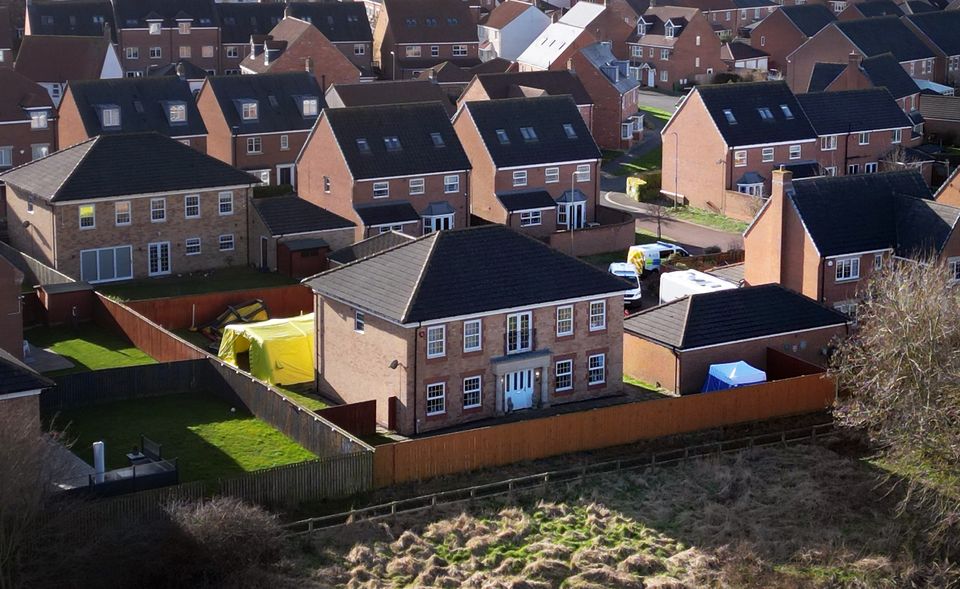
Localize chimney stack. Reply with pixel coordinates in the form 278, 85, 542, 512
176, 61, 187, 80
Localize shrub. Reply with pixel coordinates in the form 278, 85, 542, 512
703, 245, 722, 254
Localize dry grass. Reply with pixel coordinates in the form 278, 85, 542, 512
289, 445, 959, 588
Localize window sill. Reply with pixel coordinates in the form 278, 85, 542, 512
463, 405, 483, 414
587, 381, 606, 389
835, 277, 860, 284
462, 349, 482, 357
554, 387, 573, 396
425, 412, 446, 420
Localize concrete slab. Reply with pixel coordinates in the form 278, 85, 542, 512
22, 341, 74, 373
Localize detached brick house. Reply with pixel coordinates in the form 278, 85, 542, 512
298, 102, 471, 239
374, 0, 479, 80
240, 17, 361, 92
744, 169, 959, 312
57, 76, 207, 151
786, 17, 937, 91
285, 2, 373, 75
570, 42, 643, 150
306, 224, 630, 435
113, 0, 220, 76
808, 52, 921, 113
215, 3, 285, 75
477, 0, 550, 62
903, 11, 960, 86
452, 96, 601, 236
13, 34, 123, 106
746, 4, 835, 73
196, 71, 323, 187
0, 68, 57, 170
628, 5, 725, 90
0, 132, 257, 282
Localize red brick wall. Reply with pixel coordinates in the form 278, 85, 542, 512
259, 26, 362, 91
749, 9, 810, 73
571, 52, 640, 150
119, 27, 220, 75
0, 120, 57, 169
630, 13, 726, 90
786, 25, 856, 91
661, 90, 727, 208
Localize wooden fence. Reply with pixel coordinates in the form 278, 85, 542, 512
372, 372, 836, 487
0, 240, 74, 286
95, 294, 205, 362
124, 284, 314, 331
316, 401, 377, 437
41, 361, 204, 412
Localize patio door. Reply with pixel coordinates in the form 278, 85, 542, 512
147, 241, 171, 276
559, 202, 586, 230
504, 369, 534, 412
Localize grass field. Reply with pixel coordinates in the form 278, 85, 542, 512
298, 444, 951, 588
670, 206, 749, 234
639, 105, 673, 122
616, 147, 663, 177
59, 393, 315, 482
25, 325, 156, 375
98, 267, 298, 301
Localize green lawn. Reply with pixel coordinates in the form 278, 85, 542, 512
616, 146, 663, 176
60, 393, 315, 482
601, 149, 625, 163
669, 206, 749, 233
623, 374, 658, 391
274, 385, 329, 412
97, 266, 299, 301
25, 325, 156, 375
638, 105, 673, 121
173, 328, 218, 352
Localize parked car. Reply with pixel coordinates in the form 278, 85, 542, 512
627, 241, 691, 274
608, 262, 642, 303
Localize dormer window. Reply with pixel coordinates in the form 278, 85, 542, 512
447, 17, 459, 24
430, 132, 445, 147
148, 21, 161, 35
637, 23, 647, 35
665, 24, 676, 38
723, 109, 737, 125
384, 136, 402, 151
167, 102, 187, 124
99, 105, 120, 128
425, 17, 438, 26
241, 101, 258, 120
780, 104, 794, 119
356, 138, 371, 153
563, 123, 577, 139
178, 21, 191, 35
757, 107, 774, 121
496, 129, 509, 144
301, 97, 319, 117
519, 126, 538, 142
405, 17, 416, 26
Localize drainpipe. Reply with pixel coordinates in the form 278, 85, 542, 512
231, 124, 239, 167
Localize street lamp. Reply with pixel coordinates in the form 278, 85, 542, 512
389, 50, 396, 80
716, 158, 727, 216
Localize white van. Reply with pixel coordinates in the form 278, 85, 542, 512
627, 241, 691, 274
659, 269, 736, 304
608, 262, 642, 302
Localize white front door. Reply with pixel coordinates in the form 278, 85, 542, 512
648, 69, 655, 87
504, 369, 534, 411
147, 241, 171, 276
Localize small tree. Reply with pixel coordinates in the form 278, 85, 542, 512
830, 258, 960, 536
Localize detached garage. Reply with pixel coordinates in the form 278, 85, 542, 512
624, 284, 849, 395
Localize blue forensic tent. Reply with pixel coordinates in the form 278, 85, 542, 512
701, 361, 766, 392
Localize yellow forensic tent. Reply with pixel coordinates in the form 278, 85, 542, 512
217, 313, 315, 386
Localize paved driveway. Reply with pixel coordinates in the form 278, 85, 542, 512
636, 90, 683, 114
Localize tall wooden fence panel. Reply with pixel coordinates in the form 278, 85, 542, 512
95, 294, 205, 362
0, 240, 74, 286
125, 285, 314, 330
316, 400, 377, 437
42, 361, 205, 412
374, 373, 836, 487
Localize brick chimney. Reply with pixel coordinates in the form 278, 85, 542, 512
745, 167, 793, 287
841, 52, 863, 91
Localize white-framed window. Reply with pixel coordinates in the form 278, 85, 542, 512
444, 175, 459, 193
354, 44, 365, 55
463, 319, 481, 352
874, 253, 883, 271
760, 35, 765, 46
373, 182, 389, 198
0, 146, 11, 167
219, 234, 235, 251
323, 176, 331, 193
734, 150, 746, 167
426, 382, 445, 415
695, 57, 700, 68
354, 311, 365, 333
426, 325, 445, 358
149, 21, 161, 35
302, 98, 319, 116
513, 170, 527, 187
738, 183, 764, 197
588, 354, 606, 385
178, 21, 191, 35
949, 257, 960, 282
79, 246, 133, 283
545, 167, 559, 183
864, 162, 878, 174
858, 131, 870, 145
405, 45, 421, 58
519, 210, 541, 227
409, 178, 425, 195
660, 70, 668, 82
185, 237, 201, 256
847, 164, 860, 175
463, 376, 481, 409
257, 170, 270, 185
588, 300, 606, 331
30, 110, 48, 130
834, 301, 858, 319
835, 257, 860, 281
179, 46, 191, 59
247, 136, 262, 154
575, 164, 590, 182
825, 166, 837, 176
168, 103, 186, 123
761, 147, 774, 162
126, 47, 139, 59
453, 45, 467, 56
151, 198, 166, 222
660, 48, 669, 60
31, 144, 49, 160
114, 201, 131, 226
226, 46, 240, 59
242, 101, 258, 120
555, 360, 573, 392
506, 311, 532, 354
150, 46, 162, 59
789, 144, 801, 160
556, 305, 573, 337
79, 204, 95, 229
423, 214, 453, 234
431, 45, 439, 57
892, 129, 902, 144
218, 191, 234, 215
280, 134, 289, 150
202, 45, 213, 58
821, 135, 838, 151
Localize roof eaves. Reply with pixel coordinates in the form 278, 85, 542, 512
677, 293, 694, 349
399, 231, 442, 323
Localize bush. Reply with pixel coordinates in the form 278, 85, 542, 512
638, 173, 662, 202
711, 72, 741, 85
703, 245, 722, 254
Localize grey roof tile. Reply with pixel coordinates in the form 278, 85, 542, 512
0, 347, 54, 395
252, 195, 354, 235
696, 81, 817, 147
204, 72, 324, 134
796, 88, 912, 134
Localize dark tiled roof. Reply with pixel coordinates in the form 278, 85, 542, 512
0, 347, 54, 396
705, 262, 745, 284
472, 70, 593, 105
624, 284, 848, 349
215, 3, 285, 44
463, 96, 600, 167
0, 132, 257, 202
0, 69, 53, 123
695, 81, 816, 147
145, 59, 210, 80
852, 0, 903, 17
903, 0, 938, 13
66, 77, 207, 139
327, 231, 416, 265
204, 72, 323, 134
252, 195, 355, 235
789, 171, 952, 257
114, 0, 216, 27
484, 0, 537, 28
807, 62, 845, 92
779, 4, 836, 37
354, 202, 421, 226
496, 190, 558, 212
723, 41, 769, 60
14, 35, 112, 82
327, 79, 455, 115
324, 102, 470, 179
306, 225, 631, 323
835, 17, 935, 62
286, 2, 373, 42
796, 88, 912, 135
781, 160, 822, 179
416, 59, 513, 84
919, 94, 960, 121
860, 52, 920, 99
905, 11, 960, 56
383, 0, 478, 44
27, 0, 116, 39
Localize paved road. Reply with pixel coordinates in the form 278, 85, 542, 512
636, 89, 683, 114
